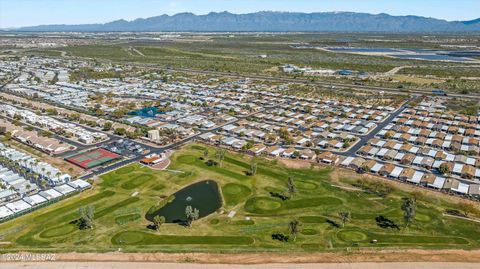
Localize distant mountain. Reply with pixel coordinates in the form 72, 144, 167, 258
11, 11, 480, 32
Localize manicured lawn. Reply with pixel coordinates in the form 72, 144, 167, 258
111, 231, 254, 245
0, 143, 479, 253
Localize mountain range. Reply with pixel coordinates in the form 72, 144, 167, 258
10, 11, 480, 32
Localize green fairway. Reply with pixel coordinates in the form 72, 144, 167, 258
111, 231, 254, 245
0, 143, 479, 253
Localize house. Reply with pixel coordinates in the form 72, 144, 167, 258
408, 171, 424, 184
340, 156, 355, 167
357, 145, 372, 156
23, 194, 47, 206
299, 149, 316, 160
371, 162, 384, 173
282, 148, 296, 158
0, 206, 14, 219
399, 168, 416, 182
5, 200, 31, 213
461, 165, 476, 179
0, 189, 17, 203
383, 149, 398, 161
389, 166, 404, 179
420, 173, 436, 186
38, 189, 63, 200
317, 152, 339, 165
468, 184, 480, 199
349, 157, 366, 171
249, 144, 266, 155
361, 159, 377, 172
400, 153, 415, 165
427, 176, 446, 189
442, 178, 458, 192
267, 146, 285, 157
379, 163, 396, 177
451, 181, 470, 195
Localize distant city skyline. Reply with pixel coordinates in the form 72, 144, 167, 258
1, 0, 479, 29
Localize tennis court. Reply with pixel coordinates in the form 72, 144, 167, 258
66, 148, 121, 169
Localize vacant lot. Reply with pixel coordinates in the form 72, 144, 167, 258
0, 143, 479, 253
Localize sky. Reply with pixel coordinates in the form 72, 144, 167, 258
1, 0, 479, 28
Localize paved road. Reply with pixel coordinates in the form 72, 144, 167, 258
287, 103, 408, 157
39, 49, 480, 100
129, 65, 480, 101
79, 114, 247, 180
2, 262, 479, 269
341, 103, 409, 157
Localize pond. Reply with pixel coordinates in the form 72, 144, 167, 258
327, 47, 402, 53
128, 107, 164, 118
145, 180, 222, 223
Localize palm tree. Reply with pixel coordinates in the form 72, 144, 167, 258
338, 211, 351, 227
249, 161, 257, 176
185, 205, 199, 228
401, 197, 417, 228
153, 215, 165, 231
286, 176, 297, 198
288, 219, 302, 241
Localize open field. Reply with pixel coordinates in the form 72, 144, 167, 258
21, 33, 480, 94
0, 143, 479, 253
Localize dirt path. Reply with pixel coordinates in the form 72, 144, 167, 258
2, 262, 480, 269
3, 249, 480, 264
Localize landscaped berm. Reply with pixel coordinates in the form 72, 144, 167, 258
1, 143, 479, 253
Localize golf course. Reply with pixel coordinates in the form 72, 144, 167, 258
0, 143, 479, 253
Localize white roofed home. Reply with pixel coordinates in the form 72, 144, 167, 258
249, 144, 266, 155
23, 194, 47, 206
267, 146, 285, 157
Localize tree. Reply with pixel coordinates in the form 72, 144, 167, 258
153, 215, 165, 231
438, 163, 450, 175
288, 219, 302, 241
401, 197, 417, 228
203, 149, 209, 159
114, 128, 126, 136
185, 206, 199, 228
215, 149, 226, 166
78, 205, 95, 229
338, 211, 351, 227
249, 161, 257, 176
360, 164, 370, 173
103, 121, 113, 131
287, 176, 297, 197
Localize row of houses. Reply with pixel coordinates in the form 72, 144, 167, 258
0, 119, 71, 155
0, 179, 91, 221
196, 134, 480, 201
338, 156, 480, 199
219, 120, 356, 150
0, 104, 108, 144
0, 143, 71, 186
0, 165, 38, 202
383, 119, 480, 155
199, 133, 318, 160
358, 140, 480, 181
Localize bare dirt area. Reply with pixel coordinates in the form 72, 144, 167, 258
278, 158, 315, 169
4, 249, 479, 264
2, 262, 480, 269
